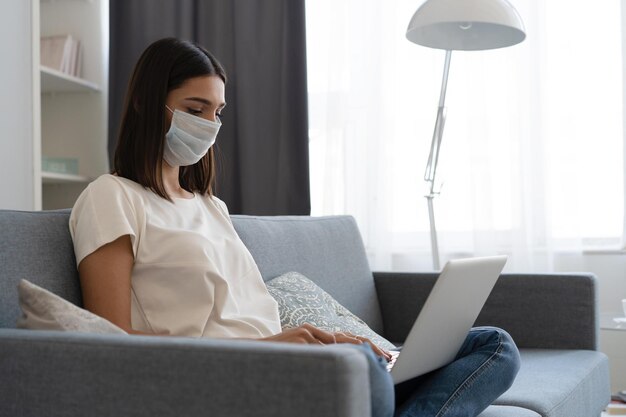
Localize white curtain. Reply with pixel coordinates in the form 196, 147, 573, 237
306, 0, 624, 272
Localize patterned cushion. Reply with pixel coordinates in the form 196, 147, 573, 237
16, 279, 126, 334
266, 272, 396, 351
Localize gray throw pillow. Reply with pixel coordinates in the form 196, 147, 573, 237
16, 279, 127, 334
266, 271, 396, 351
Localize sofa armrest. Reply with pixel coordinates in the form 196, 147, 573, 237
374, 272, 599, 350
0, 329, 370, 417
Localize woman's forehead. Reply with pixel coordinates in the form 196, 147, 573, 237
172, 75, 225, 104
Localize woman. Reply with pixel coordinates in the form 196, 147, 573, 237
69, 38, 520, 417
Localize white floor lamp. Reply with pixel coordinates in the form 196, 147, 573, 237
406, 0, 526, 270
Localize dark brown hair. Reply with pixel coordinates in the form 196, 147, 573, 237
113, 38, 227, 200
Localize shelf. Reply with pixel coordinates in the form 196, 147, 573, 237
40, 0, 93, 4
42, 171, 90, 184
41, 66, 100, 93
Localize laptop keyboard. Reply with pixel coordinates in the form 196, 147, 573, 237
386, 350, 401, 372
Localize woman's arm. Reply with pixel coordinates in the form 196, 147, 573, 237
77, 235, 159, 335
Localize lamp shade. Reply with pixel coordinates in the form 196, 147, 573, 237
406, 0, 526, 51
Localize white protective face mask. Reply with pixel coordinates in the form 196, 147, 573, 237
163, 105, 221, 167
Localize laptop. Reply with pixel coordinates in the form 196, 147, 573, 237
387, 255, 507, 385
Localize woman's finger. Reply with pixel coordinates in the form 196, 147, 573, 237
302, 323, 337, 344
334, 332, 363, 345
354, 335, 392, 361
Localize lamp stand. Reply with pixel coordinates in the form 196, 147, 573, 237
424, 50, 452, 271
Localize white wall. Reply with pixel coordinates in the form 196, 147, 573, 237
554, 253, 626, 315
623, 0, 626, 252
0, 0, 38, 210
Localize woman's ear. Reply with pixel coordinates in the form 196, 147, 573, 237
132, 95, 140, 113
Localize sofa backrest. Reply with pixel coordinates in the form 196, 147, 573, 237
0, 210, 384, 335
0, 209, 81, 328
232, 215, 384, 333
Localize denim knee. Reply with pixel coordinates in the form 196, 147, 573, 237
472, 327, 520, 391
350, 343, 395, 417
495, 328, 521, 390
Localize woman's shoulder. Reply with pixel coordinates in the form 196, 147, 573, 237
71, 174, 147, 215
82, 174, 152, 202
88, 173, 143, 193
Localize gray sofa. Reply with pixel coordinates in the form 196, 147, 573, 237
0, 209, 610, 417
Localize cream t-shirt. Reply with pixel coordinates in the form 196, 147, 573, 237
69, 174, 281, 339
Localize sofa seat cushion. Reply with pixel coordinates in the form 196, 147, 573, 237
478, 405, 541, 417
493, 349, 610, 417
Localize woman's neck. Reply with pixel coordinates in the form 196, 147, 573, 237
162, 160, 194, 199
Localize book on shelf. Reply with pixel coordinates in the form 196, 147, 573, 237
40, 35, 83, 78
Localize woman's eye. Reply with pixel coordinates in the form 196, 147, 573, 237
216, 112, 223, 119
187, 108, 202, 115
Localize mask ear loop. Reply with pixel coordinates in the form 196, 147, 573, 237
165, 105, 175, 114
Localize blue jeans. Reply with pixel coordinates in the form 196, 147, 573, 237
352, 327, 521, 417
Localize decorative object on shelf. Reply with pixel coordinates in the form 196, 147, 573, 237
42, 156, 79, 175
405, 0, 526, 270
40, 34, 82, 78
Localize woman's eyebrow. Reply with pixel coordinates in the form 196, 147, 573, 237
184, 97, 227, 108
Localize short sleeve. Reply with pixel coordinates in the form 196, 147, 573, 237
69, 175, 141, 267
211, 196, 233, 225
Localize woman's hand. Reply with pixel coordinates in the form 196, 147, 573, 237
260, 323, 391, 361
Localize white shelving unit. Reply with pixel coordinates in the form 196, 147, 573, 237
37, 0, 108, 209
0, 0, 107, 210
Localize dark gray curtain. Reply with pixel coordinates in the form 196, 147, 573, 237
109, 0, 310, 215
